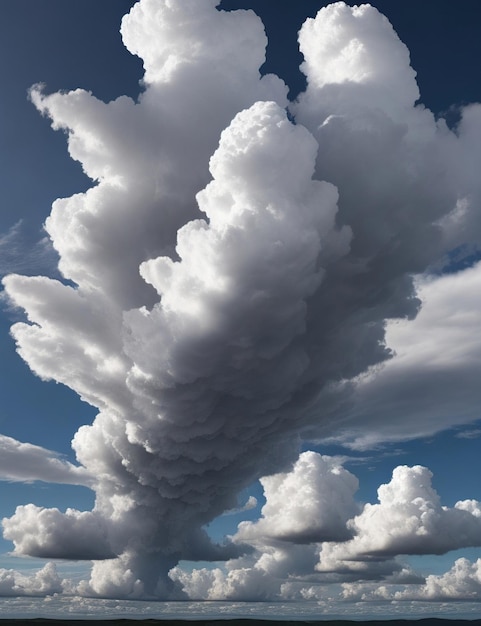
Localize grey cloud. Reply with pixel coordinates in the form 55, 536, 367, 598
309, 263, 481, 450
0, 434, 92, 486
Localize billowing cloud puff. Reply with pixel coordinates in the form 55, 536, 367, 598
405, 558, 481, 601
2, 0, 481, 600
3, 504, 114, 560
317, 466, 481, 576
29, 0, 287, 312
173, 462, 481, 601
0, 563, 62, 597
236, 452, 359, 544
296, 1, 419, 118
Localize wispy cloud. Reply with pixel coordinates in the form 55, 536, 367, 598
0, 221, 57, 280
455, 428, 481, 439
0, 434, 92, 487
315, 262, 481, 450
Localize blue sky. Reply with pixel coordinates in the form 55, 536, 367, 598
0, 0, 481, 618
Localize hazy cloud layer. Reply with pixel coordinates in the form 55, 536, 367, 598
2, 0, 481, 600
317, 262, 481, 449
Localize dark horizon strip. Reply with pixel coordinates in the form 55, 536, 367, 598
0, 618, 480, 626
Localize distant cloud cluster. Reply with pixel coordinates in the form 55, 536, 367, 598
0, 563, 61, 597
1, 0, 481, 603
317, 465, 481, 569
171, 456, 481, 601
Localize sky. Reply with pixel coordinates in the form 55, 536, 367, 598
1, 0, 481, 619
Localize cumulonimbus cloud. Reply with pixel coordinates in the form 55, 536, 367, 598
2, 0, 481, 600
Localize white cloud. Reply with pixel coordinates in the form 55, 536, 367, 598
0, 563, 62, 597
171, 452, 359, 600
406, 558, 481, 601
295, 2, 419, 119
338, 557, 481, 603
0, 221, 57, 279
236, 452, 359, 544
317, 465, 481, 577
3, 504, 114, 560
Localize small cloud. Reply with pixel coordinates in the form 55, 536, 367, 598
0, 434, 93, 487
455, 428, 481, 439
223, 495, 258, 516
0, 562, 63, 597
0, 221, 58, 280
3, 505, 115, 561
